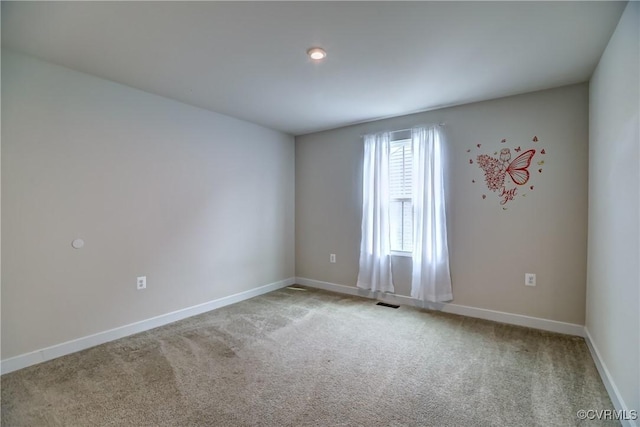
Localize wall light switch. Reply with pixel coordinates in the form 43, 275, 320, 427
525, 273, 536, 287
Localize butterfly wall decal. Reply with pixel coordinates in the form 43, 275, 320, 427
470, 135, 545, 207
477, 148, 536, 191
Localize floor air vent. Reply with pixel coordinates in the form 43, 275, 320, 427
376, 302, 400, 309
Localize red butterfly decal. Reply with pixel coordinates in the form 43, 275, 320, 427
477, 149, 535, 190
501, 138, 506, 143
541, 149, 546, 154
514, 146, 521, 152
506, 149, 536, 185
532, 136, 538, 142
482, 195, 486, 199
530, 185, 534, 190
469, 159, 473, 164
538, 169, 542, 173
477, 143, 481, 148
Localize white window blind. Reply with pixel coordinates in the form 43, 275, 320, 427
389, 139, 413, 252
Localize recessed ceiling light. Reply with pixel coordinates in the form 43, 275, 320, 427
307, 47, 327, 61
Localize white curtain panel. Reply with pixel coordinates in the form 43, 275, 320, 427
357, 132, 394, 293
411, 126, 453, 302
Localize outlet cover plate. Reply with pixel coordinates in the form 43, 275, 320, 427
525, 273, 536, 287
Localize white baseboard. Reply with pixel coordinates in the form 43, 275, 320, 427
295, 276, 419, 306
442, 303, 585, 336
1, 277, 296, 375
295, 277, 585, 336
584, 328, 639, 427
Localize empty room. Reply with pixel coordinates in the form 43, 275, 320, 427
1, 1, 638, 426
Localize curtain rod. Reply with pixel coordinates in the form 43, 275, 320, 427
360, 123, 446, 138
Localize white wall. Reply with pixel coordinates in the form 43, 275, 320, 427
1, 50, 295, 360
587, 1, 640, 420
296, 84, 589, 325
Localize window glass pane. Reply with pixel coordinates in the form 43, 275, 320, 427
402, 201, 413, 252
389, 139, 413, 252
389, 145, 406, 199
390, 200, 403, 251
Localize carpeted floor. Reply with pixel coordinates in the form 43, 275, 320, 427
1, 286, 616, 426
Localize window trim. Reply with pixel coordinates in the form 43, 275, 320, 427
390, 250, 412, 257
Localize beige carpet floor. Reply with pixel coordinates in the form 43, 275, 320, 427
1, 286, 616, 426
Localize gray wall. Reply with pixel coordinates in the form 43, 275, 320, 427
1, 50, 295, 359
587, 1, 639, 416
296, 84, 589, 325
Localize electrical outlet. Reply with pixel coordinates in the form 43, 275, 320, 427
525, 273, 536, 287
330, 254, 336, 263
137, 276, 147, 290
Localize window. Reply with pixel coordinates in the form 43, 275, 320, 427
358, 126, 451, 301
389, 138, 413, 253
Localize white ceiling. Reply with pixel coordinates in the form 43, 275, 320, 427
1, 1, 626, 136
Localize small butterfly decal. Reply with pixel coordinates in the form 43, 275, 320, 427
477, 144, 481, 148
514, 146, 521, 152
501, 138, 506, 143
541, 149, 546, 154
472, 179, 475, 183
466, 149, 471, 153
538, 169, 542, 173
532, 136, 538, 142
482, 195, 486, 199
530, 185, 534, 190
469, 159, 473, 164
537, 160, 545, 165
502, 207, 508, 210
522, 194, 527, 197
494, 151, 498, 155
